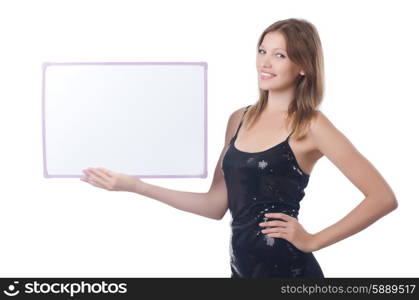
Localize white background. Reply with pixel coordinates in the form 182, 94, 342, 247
0, 0, 417, 277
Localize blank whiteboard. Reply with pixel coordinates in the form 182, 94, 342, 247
42, 61, 207, 178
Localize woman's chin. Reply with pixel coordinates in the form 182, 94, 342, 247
258, 84, 279, 91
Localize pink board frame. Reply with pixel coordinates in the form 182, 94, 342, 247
42, 61, 208, 179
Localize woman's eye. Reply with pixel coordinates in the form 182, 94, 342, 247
258, 49, 285, 58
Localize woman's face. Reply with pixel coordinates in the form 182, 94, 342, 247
256, 31, 303, 91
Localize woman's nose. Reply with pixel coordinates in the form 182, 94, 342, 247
261, 57, 272, 67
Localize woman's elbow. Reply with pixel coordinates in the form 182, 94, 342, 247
384, 192, 398, 212
389, 196, 398, 210
213, 209, 228, 220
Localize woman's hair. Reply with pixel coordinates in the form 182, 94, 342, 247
243, 18, 325, 140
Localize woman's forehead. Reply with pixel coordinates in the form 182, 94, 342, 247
261, 32, 287, 51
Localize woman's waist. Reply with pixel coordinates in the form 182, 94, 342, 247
230, 201, 299, 229
229, 208, 307, 260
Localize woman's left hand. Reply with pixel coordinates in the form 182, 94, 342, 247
81, 167, 140, 193
259, 212, 318, 253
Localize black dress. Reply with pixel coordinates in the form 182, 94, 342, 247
221, 105, 324, 278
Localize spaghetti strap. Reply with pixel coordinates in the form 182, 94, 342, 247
285, 130, 294, 141
232, 105, 251, 140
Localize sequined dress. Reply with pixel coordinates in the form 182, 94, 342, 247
221, 105, 324, 278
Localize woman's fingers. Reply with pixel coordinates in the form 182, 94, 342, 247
97, 167, 114, 178
260, 219, 289, 235
82, 168, 109, 189
85, 168, 109, 182
264, 213, 295, 222
81, 167, 136, 192
259, 220, 287, 228
266, 231, 288, 238
261, 227, 287, 234
87, 177, 106, 189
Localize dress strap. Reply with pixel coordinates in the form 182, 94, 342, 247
285, 129, 295, 142
232, 105, 251, 140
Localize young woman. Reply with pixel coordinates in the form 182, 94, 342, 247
80, 18, 398, 278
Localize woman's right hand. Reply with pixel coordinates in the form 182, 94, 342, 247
81, 167, 145, 193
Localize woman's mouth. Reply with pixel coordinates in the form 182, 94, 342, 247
260, 72, 277, 80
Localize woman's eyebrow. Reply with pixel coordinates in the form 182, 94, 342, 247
259, 45, 287, 52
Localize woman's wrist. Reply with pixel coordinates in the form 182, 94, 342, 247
310, 232, 322, 252
132, 179, 147, 195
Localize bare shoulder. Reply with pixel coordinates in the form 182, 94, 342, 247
224, 105, 250, 145
308, 110, 348, 155
307, 110, 396, 200
303, 110, 335, 154
230, 105, 249, 122
310, 110, 335, 132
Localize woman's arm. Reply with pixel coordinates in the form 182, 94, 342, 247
82, 107, 246, 220
130, 107, 247, 220
132, 139, 228, 220
309, 111, 398, 251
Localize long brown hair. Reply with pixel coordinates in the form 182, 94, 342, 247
243, 18, 325, 140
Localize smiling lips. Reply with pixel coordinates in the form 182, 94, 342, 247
260, 71, 276, 79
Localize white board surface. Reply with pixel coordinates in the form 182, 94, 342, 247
42, 62, 207, 178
